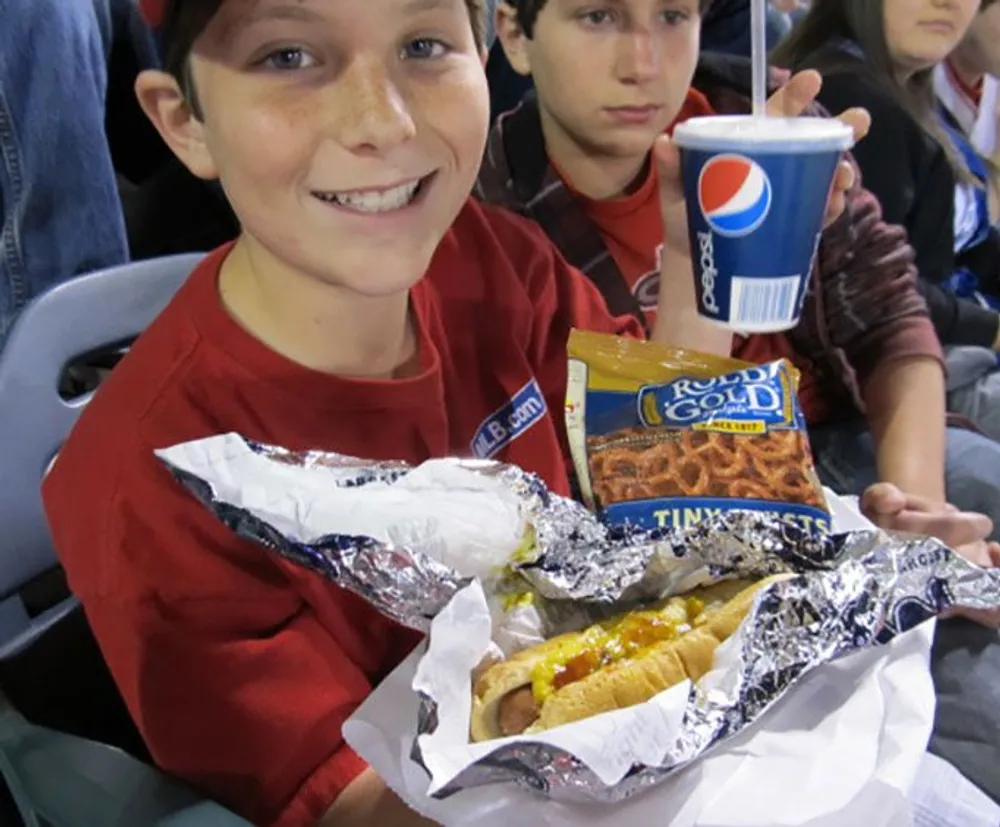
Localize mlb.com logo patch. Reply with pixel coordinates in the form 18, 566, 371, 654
698, 154, 772, 238
471, 378, 548, 459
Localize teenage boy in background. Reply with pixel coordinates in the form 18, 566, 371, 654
478, 0, 1000, 537
43, 0, 995, 825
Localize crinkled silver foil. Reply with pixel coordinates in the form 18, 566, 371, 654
161, 437, 1000, 804
163, 439, 661, 631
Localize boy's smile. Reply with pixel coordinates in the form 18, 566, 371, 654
310, 172, 436, 214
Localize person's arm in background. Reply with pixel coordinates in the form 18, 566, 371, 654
814, 153, 949, 502
0, 0, 129, 344
804, 152, 1000, 623
865, 357, 947, 502
816, 71, 1000, 348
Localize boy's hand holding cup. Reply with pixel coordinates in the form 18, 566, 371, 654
655, 70, 871, 333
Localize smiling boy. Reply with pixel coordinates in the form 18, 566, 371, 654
38, 0, 992, 825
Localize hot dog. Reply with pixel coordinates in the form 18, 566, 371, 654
470, 576, 785, 742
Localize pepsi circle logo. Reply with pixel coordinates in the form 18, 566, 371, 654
697, 154, 773, 238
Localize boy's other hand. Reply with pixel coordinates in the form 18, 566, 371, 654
861, 482, 1000, 629
860, 483, 993, 547
653, 70, 871, 254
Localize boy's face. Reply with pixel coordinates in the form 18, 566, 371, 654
144, 0, 488, 296
499, 0, 700, 169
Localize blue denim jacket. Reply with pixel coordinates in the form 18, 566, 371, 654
0, 0, 129, 343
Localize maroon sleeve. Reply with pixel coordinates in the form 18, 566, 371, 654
522, 221, 642, 403
815, 174, 944, 392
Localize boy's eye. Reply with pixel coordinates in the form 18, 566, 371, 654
661, 9, 689, 25
402, 38, 449, 60
261, 47, 316, 71
579, 9, 615, 26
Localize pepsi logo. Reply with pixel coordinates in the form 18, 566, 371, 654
697, 154, 772, 238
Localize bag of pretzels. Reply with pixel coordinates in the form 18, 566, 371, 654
566, 330, 831, 538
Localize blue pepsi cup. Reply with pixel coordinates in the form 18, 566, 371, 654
672, 116, 855, 333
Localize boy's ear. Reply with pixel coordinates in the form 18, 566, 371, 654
495, 1, 533, 76
135, 69, 219, 181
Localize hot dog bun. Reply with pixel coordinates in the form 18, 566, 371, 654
471, 575, 786, 741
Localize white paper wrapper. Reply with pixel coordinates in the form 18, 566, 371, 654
345, 610, 934, 827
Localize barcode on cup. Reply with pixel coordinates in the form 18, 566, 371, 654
730, 276, 800, 327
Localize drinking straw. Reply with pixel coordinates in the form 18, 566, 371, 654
751, 0, 768, 117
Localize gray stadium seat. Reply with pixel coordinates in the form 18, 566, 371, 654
0, 255, 251, 826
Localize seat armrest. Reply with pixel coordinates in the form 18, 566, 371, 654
0, 710, 250, 827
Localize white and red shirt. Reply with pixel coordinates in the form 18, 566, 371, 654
935, 59, 999, 158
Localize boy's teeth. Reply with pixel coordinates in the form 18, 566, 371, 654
315, 179, 422, 212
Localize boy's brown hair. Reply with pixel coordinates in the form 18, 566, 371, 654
159, 0, 489, 95
507, 0, 715, 39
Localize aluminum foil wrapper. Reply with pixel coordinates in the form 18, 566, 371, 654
162, 437, 666, 633
160, 436, 1000, 804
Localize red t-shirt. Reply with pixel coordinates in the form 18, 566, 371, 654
565, 89, 836, 425
42, 199, 641, 827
